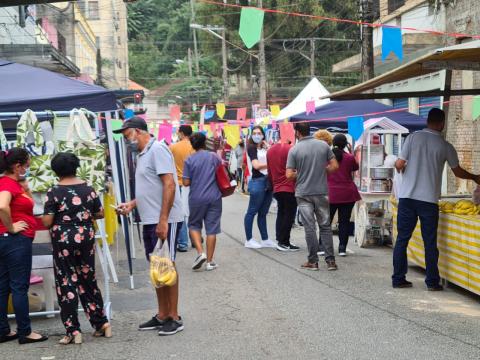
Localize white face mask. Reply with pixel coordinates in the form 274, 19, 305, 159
252, 134, 263, 144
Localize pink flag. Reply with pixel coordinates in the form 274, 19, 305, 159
210, 122, 217, 137
306, 100, 316, 115
271, 120, 277, 130
279, 122, 295, 144
169, 105, 181, 122
237, 107, 247, 123
158, 123, 173, 144
217, 122, 225, 136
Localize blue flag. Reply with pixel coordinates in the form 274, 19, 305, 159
348, 116, 364, 141
381, 27, 403, 62
205, 110, 215, 120
124, 109, 134, 119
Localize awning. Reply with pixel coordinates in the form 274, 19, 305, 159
327, 40, 480, 100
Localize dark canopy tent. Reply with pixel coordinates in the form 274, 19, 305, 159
0, 60, 117, 113
290, 100, 426, 132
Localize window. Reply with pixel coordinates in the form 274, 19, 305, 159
88, 1, 100, 20
388, 0, 405, 13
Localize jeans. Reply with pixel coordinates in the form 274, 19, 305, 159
0, 234, 33, 337
297, 195, 335, 263
274, 192, 297, 246
329, 202, 356, 252
178, 186, 189, 250
244, 176, 273, 240
392, 198, 440, 287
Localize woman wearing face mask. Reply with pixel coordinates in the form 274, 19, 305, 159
0, 148, 48, 345
244, 126, 276, 249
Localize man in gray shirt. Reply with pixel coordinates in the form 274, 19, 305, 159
114, 117, 185, 335
393, 108, 480, 290
286, 122, 339, 271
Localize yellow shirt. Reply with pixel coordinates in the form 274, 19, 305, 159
170, 139, 194, 186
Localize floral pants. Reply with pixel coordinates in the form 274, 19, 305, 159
52, 224, 108, 335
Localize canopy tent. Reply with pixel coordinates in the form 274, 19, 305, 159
0, 60, 117, 113
290, 100, 426, 131
275, 77, 330, 120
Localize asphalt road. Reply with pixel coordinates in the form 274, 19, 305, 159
3, 193, 480, 359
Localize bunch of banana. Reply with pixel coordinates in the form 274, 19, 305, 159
453, 200, 480, 216
439, 201, 455, 213
150, 255, 178, 287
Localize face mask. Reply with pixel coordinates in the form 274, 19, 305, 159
252, 134, 263, 144
19, 168, 30, 179
126, 133, 139, 151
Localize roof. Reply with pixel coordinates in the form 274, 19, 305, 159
128, 79, 149, 92
275, 77, 330, 120
327, 40, 480, 100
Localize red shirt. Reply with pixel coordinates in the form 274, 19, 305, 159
0, 176, 36, 238
267, 143, 295, 193
327, 152, 361, 204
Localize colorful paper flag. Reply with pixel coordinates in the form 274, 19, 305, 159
111, 119, 124, 141
271, 120, 277, 130
237, 107, 247, 123
123, 109, 134, 120
216, 103, 226, 119
381, 26, 403, 62
224, 125, 240, 148
192, 122, 198, 132
158, 123, 173, 144
204, 124, 213, 137
205, 110, 215, 120
210, 122, 217, 137
473, 96, 480, 121
306, 100, 316, 115
279, 122, 295, 144
270, 104, 281, 117
199, 105, 206, 131
239, 8, 265, 49
169, 105, 181, 122
347, 116, 364, 141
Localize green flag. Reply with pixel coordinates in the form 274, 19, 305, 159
239, 8, 264, 49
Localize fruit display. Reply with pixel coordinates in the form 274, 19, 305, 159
439, 200, 480, 215
149, 255, 177, 288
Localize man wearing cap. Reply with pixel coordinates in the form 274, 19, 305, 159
114, 117, 185, 336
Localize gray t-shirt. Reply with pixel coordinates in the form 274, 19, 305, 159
286, 136, 335, 197
135, 138, 184, 224
399, 129, 459, 204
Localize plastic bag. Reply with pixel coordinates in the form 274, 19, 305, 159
472, 185, 480, 205
149, 240, 177, 288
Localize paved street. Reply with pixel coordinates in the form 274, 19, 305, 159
3, 193, 480, 360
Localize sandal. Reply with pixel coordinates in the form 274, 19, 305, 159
59, 333, 82, 345
0, 332, 18, 343
93, 323, 112, 338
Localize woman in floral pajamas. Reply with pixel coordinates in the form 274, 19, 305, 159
43, 153, 111, 345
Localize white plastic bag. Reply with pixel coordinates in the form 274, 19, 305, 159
149, 240, 177, 288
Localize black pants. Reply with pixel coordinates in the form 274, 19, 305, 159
236, 168, 244, 192
330, 202, 355, 252
274, 192, 297, 246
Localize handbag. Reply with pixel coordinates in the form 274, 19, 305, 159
57, 109, 106, 193
215, 163, 236, 197
16, 109, 56, 193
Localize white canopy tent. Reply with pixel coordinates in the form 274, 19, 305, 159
275, 77, 330, 121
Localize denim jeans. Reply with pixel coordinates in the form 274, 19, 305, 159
0, 234, 33, 337
178, 186, 190, 250
244, 176, 273, 240
392, 198, 440, 287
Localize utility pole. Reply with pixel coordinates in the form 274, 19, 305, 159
190, 0, 200, 76
310, 39, 315, 78
258, 0, 267, 108
187, 48, 193, 77
361, 0, 374, 81
249, 54, 254, 102
221, 28, 229, 103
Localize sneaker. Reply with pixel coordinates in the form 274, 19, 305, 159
326, 260, 338, 271
392, 280, 413, 289
338, 251, 347, 257
261, 239, 277, 248
206, 262, 218, 271
317, 251, 325, 256
427, 284, 444, 291
177, 246, 188, 253
301, 262, 319, 271
276, 244, 290, 252
192, 253, 207, 270
139, 316, 170, 331
158, 317, 184, 336
245, 239, 262, 249
288, 244, 300, 252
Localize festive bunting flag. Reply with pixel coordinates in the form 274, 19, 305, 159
205, 110, 215, 120
158, 123, 173, 144
111, 119, 124, 141
210, 122, 217, 137
473, 96, 480, 121
239, 8, 265, 49
224, 124, 241, 148
347, 116, 364, 141
192, 122, 198, 132
124, 109, 134, 120
306, 100, 316, 115
216, 103, 226, 119
204, 124, 213, 137
279, 122, 295, 144
381, 27, 403, 62
270, 104, 281, 117
237, 107, 247, 122
242, 128, 249, 137
271, 120, 277, 130
169, 105, 181, 122
199, 105, 206, 130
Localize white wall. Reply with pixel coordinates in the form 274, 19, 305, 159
0, 7, 37, 45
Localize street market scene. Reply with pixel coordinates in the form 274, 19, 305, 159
2, 0, 480, 359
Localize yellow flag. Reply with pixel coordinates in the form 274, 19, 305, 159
242, 128, 249, 136
204, 124, 213, 137
224, 125, 241, 148
270, 104, 281, 117
216, 103, 226, 119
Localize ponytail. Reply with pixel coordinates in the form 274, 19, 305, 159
332, 134, 348, 163
0, 148, 29, 174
